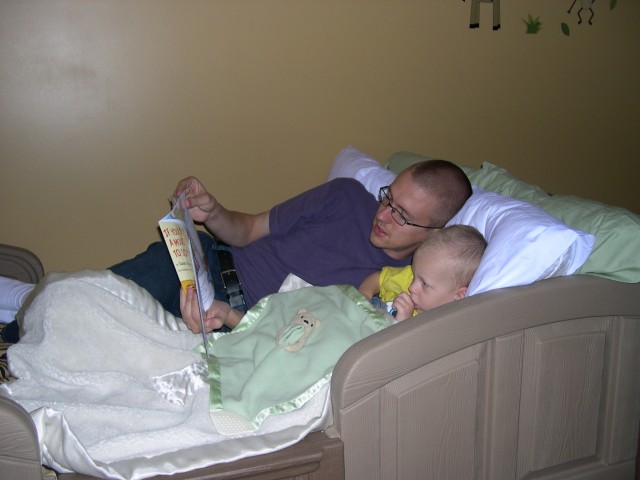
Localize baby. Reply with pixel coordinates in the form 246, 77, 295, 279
359, 225, 487, 321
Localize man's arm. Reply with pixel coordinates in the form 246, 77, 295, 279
174, 176, 270, 247
203, 206, 269, 247
174, 176, 270, 332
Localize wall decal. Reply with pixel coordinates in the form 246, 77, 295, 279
567, 0, 595, 25
462, 0, 618, 37
561, 0, 618, 36
523, 14, 543, 34
466, 0, 501, 31
463, 0, 619, 35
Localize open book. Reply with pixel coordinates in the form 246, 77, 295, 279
159, 193, 215, 355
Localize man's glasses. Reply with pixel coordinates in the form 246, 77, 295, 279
378, 186, 441, 229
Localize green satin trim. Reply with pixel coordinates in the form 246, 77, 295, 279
203, 296, 272, 411
207, 352, 222, 409
193, 337, 219, 408
246, 374, 332, 430
336, 283, 391, 333
231, 293, 271, 334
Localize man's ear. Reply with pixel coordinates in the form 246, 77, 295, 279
453, 286, 468, 301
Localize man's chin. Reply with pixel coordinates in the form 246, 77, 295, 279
369, 232, 386, 249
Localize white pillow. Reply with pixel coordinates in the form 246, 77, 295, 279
449, 187, 596, 296
329, 145, 595, 295
328, 146, 596, 295
328, 145, 396, 195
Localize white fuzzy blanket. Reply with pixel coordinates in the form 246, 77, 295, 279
0, 270, 330, 479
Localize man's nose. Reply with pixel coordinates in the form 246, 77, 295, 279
376, 204, 392, 222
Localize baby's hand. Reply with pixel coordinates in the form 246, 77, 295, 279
180, 286, 228, 332
393, 292, 415, 322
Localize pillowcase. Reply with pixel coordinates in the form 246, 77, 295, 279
448, 187, 595, 296
537, 195, 640, 282
470, 162, 640, 283
328, 145, 396, 195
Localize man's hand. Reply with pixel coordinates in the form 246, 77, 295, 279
174, 177, 220, 224
173, 176, 270, 248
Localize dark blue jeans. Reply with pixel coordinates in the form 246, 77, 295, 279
109, 232, 239, 322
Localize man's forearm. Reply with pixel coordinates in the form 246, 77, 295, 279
204, 208, 270, 247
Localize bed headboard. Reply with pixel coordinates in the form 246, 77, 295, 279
0, 244, 44, 284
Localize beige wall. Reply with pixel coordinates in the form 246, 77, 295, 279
1, 0, 639, 272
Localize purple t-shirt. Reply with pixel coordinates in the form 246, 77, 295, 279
232, 178, 410, 308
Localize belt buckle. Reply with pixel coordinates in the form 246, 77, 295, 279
220, 268, 245, 310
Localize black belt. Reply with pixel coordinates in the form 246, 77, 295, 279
217, 248, 246, 311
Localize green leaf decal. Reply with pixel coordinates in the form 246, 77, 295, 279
523, 14, 543, 34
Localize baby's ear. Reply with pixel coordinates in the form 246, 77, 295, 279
453, 286, 468, 301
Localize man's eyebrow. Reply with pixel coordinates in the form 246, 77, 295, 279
388, 186, 414, 218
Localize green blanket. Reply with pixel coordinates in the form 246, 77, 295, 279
206, 284, 390, 432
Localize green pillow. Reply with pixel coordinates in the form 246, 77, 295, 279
536, 195, 640, 281
472, 162, 640, 282
470, 162, 550, 204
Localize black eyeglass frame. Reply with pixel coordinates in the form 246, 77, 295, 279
378, 186, 441, 230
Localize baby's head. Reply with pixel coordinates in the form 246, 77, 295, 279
408, 225, 486, 313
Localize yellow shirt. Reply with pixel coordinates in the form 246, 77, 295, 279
378, 265, 414, 303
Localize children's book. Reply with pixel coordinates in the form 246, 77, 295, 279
159, 193, 215, 355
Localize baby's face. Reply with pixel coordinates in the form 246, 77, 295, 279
408, 249, 464, 313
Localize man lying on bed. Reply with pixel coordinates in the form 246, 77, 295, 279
2, 152, 471, 343
109, 157, 472, 335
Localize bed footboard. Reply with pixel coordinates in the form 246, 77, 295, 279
329, 275, 640, 480
0, 395, 44, 480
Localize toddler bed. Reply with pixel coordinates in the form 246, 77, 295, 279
1, 150, 640, 480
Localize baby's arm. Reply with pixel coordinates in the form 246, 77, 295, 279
358, 271, 381, 300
